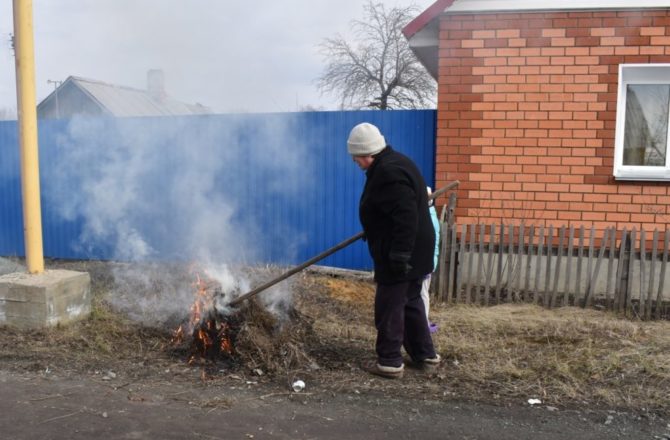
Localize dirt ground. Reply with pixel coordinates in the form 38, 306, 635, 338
2, 369, 668, 440
1, 259, 670, 439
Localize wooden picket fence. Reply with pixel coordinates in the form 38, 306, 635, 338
432, 197, 670, 320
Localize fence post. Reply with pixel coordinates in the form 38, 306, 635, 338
584, 226, 596, 307
524, 224, 535, 302
584, 228, 609, 309
534, 225, 545, 305
615, 229, 628, 313
456, 224, 467, 303
476, 223, 485, 304
507, 224, 515, 303
655, 229, 669, 320
626, 228, 637, 317
550, 225, 565, 308
436, 205, 448, 302
575, 226, 585, 305
495, 223, 505, 304
639, 229, 646, 318
516, 223, 525, 302
447, 223, 458, 303
606, 227, 616, 310
465, 224, 476, 304
484, 223, 496, 306
646, 229, 658, 320
563, 225, 575, 306
543, 225, 554, 308
441, 193, 457, 303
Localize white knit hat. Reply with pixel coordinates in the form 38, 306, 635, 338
347, 122, 386, 156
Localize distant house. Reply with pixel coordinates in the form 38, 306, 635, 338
404, 0, 670, 235
37, 70, 211, 119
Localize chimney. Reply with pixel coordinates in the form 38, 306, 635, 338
147, 69, 166, 101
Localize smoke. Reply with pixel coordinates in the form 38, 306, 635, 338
0, 257, 24, 276
43, 114, 312, 325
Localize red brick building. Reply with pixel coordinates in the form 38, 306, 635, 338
404, 0, 670, 237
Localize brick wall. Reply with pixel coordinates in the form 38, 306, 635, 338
436, 9, 670, 235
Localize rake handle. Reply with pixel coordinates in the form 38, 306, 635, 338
229, 180, 459, 307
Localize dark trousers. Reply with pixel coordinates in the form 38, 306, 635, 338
374, 279, 436, 367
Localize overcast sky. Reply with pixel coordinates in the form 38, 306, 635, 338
0, 0, 435, 115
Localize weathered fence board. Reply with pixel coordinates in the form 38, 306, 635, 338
495, 224, 505, 304
466, 225, 475, 304
476, 224, 485, 304
564, 225, 575, 307
534, 226, 544, 306
655, 231, 670, 320
550, 226, 565, 308
435, 222, 670, 320
626, 229, 637, 317
524, 225, 534, 300
606, 228, 615, 309
484, 224, 496, 306
576, 226, 585, 301
614, 228, 629, 313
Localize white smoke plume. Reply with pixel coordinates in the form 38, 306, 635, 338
0, 257, 24, 276
43, 114, 313, 325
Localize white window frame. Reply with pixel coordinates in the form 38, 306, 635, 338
613, 64, 670, 181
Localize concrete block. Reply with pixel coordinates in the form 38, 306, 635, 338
0, 270, 91, 329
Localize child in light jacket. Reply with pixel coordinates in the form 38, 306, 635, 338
420, 187, 440, 333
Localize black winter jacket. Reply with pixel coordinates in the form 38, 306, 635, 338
359, 146, 435, 284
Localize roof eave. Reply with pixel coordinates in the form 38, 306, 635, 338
403, 0, 455, 80
403, 0, 670, 80
402, 0, 455, 39
406, 22, 441, 80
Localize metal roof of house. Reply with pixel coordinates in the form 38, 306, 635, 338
403, 0, 670, 78
38, 76, 210, 118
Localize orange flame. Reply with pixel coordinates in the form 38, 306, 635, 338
173, 269, 234, 363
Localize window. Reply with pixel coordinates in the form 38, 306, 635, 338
614, 64, 670, 180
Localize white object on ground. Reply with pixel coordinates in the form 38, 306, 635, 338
292, 380, 305, 392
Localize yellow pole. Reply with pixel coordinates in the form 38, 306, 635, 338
13, 0, 44, 274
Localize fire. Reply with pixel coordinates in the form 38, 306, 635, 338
172, 271, 235, 365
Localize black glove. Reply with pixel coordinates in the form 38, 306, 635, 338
388, 251, 412, 276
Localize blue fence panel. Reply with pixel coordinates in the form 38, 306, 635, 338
0, 110, 436, 270
0, 121, 24, 257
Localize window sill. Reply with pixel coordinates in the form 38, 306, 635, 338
613, 171, 670, 182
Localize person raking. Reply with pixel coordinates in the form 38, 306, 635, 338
347, 122, 440, 379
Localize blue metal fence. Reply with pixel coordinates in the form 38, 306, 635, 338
0, 110, 436, 270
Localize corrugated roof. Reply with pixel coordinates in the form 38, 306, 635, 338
39, 76, 210, 118
72, 77, 210, 117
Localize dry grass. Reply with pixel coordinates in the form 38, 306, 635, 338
303, 274, 670, 414
226, 299, 319, 375
430, 303, 670, 410
1, 260, 669, 415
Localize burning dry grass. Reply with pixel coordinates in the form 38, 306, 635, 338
170, 297, 319, 376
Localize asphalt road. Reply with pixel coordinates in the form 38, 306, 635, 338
1, 370, 668, 440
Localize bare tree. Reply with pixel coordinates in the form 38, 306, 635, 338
317, 1, 436, 110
